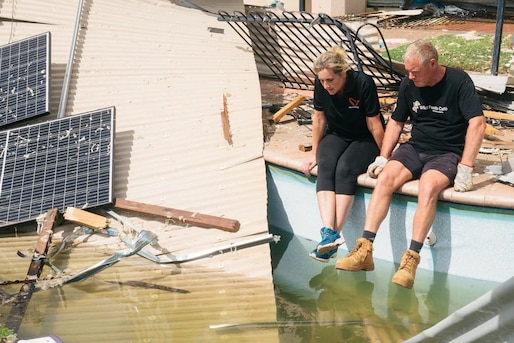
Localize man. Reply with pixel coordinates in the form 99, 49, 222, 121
335, 40, 486, 289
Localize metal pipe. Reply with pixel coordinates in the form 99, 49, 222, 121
299, 0, 305, 11
124, 233, 279, 264
491, 0, 506, 75
405, 275, 514, 342
63, 230, 156, 284
57, 0, 85, 118
106, 209, 280, 264
210, 320, 362, 330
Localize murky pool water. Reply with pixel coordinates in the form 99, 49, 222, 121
270, 227, 500, 343
1, 229, 278, 343
1, 226, 500, 343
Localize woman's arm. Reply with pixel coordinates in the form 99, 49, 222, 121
301, 109, 326, 176
366, 115, 384, 149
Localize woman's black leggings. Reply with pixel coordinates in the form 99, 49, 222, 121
316, 133, 379, 195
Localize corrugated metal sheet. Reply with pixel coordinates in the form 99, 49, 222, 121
0, 0, 278, 341
1, 230, 279, 342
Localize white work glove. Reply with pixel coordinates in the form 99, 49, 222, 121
454, 163, 474, 192
367, 156, 388, 179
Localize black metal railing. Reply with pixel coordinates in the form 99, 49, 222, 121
218, 10, 404, 91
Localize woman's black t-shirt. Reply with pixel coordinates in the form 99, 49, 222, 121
313, 70, 383, 140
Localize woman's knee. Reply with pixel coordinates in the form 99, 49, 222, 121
335, 183, 357, 195
336, 165, 356, 179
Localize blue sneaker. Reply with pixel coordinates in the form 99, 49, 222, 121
309, 248, 338, 263
316, 227, 345, 255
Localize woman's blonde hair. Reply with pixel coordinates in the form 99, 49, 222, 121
313, 46, 350, 74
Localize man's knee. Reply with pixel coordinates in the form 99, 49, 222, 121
375, 170, 399, 192
419, 170, 451, 195
418, 180, 449, 199
376, 162, 411, 191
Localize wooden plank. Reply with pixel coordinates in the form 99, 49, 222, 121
113, 198, 240, 233
298, 143, 312, 152
484, 110, 514, 121
64, 207, 110, 230
272, 95, 306, 123
363, 9, 424, 18
485, 123, 502, 135
4, 208, 61, 334
482, 141, 514, 150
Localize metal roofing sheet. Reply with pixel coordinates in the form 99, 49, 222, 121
0, 0, 276, 341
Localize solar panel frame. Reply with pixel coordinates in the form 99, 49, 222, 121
0, 32, 50, 127
0, 107, 114, 228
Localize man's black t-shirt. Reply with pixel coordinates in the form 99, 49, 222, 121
392, 67, 483, 155
313, 70, 383, 140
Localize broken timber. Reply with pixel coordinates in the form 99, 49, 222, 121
484, 110, 514, 122
63, 207, 110, 230
299, 143, 312, 152
272, 95, 306, 123
113, 198, 240, 232
4, 208, 62, 334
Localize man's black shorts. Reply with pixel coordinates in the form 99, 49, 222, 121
391, 143, 460, 182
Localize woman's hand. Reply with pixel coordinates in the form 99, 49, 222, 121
302, 156, 317, 176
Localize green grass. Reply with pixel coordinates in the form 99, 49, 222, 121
0, 325, 14, 339
383, 33, 513, 74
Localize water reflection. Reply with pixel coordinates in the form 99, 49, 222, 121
1, 230, 280, 343
309, 266, 377, 342
307, 265, 436, 342
421, 272, 450, 327
271, 227, 498, 342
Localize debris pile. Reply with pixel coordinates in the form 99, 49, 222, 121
0, 200, 277, 339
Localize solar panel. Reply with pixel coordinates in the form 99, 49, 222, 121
0, 107, 114, 228
0, 32, 50, 127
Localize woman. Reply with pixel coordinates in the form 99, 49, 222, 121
302, 46, 384, 262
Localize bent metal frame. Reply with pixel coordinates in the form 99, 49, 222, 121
218, 10, 403, 92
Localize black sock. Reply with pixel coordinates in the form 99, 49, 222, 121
362, 230, 376, 243
409, 240, 423, 253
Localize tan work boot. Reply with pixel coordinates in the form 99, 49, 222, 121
392, 250, 420, 289
335, 238, 374, 271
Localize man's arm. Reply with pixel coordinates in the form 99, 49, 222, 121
454, 115, 486, 192
379, 118, 404, 159
367, 118, 404, 178
460, 115, 486, 167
